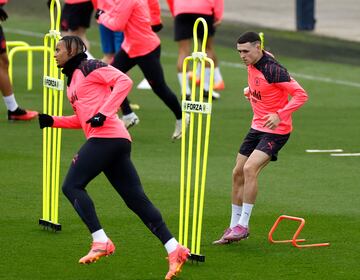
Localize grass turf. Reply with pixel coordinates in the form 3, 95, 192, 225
0, 8, 359, 280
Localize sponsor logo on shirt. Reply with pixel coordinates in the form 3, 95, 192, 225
250, 89, 262, 101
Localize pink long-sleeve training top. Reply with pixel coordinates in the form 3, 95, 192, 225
52, 60, 132, 141
166, 0, 224, 22
97, 0, 160, 58
247, 52, 308, 135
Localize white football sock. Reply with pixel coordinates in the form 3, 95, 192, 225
91, 229, 108, 242
238, 203, 254, 228
230, 204, 242, 228
178, 72, 190, 96
3, 94, 18, 111
204, 67, 210, 91
214, 67, 223, 84
164, 237, 179, 254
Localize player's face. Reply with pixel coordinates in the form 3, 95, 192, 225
54, 40, 71, 68
237, 42, 262, 66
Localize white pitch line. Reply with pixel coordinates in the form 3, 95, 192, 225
5, 27, 360, 89
306, 149, 343, 153
330, 153, 360, 157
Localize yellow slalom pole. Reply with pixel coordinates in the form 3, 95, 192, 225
179, 17, 214, 262
196, 56, 214, 255
190, 18, 208, 254
39, 0, 63, 231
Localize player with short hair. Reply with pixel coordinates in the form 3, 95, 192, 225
213, 31, 308, 244
0, 1, 38, 120
38, 36, 189, 279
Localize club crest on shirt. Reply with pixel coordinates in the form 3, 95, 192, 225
255, 77, 261, 86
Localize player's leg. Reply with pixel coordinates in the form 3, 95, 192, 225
205, 36, 225, 91
224, 150, 271, 241
103, 139, 190, 278
0, 28, 37, 120
225, 131, 290, 241
174, 14, 194, 98
99, 24, 115, 64
61, 139, 115, 264
136, 47, 185, 139
213, 153, 248, 244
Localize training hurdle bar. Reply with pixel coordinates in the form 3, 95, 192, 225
8, 45, 48, 91
268, 215, 330, 248
7, 41, 32, 90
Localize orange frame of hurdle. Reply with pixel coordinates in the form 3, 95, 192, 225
268, 215, 330, 248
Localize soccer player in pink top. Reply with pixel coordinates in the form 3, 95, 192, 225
38, 36, 190, 279
213, 32, 308, 244
96, 0, 187, 139
166, 0, 225, 98
0, 1, 38, 120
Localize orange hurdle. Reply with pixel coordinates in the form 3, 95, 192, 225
268, 215, 330, 248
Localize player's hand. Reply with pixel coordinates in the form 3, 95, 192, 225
0, 7, 8, 22
262, 113, 280, 130
151, 23, 163, 33
95, 9, 105, 20
38, 113, 54, 129
86, 112, 106, 127
243, 86, 250, 100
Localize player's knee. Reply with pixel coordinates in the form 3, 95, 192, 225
232, 166, 244, 181
62, 181, 82, 198
243, 163, 257, 178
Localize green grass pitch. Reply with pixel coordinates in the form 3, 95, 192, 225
0, 6, 360, 280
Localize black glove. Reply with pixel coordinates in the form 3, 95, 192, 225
151, 23, 163, 33
38, 113, 54, 129
86, 113, 106, 127
95, 9, 105, 20
0, 7, 8, 22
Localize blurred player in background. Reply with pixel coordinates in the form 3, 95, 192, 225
213, 31, 308, 244
38, 36, 190, 280
96, 0, 188, 139
92, 0, 124, 64
0, 1, 38, 120
137, 0, 163, 90
48, 0, 95, 59
166, 0, 225, 100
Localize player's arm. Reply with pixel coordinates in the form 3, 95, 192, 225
39, 114, 82, 129
53, 115, 82, 129
96, 1, 132, 32
89, 66, 133, 117
148, 0, 163, 32
275, 78, 308, 121
165, 0, 175, 17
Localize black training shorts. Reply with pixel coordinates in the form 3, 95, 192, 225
61, 1, 93, 31
239, 128, 290, 161
174, 13, 215, 41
